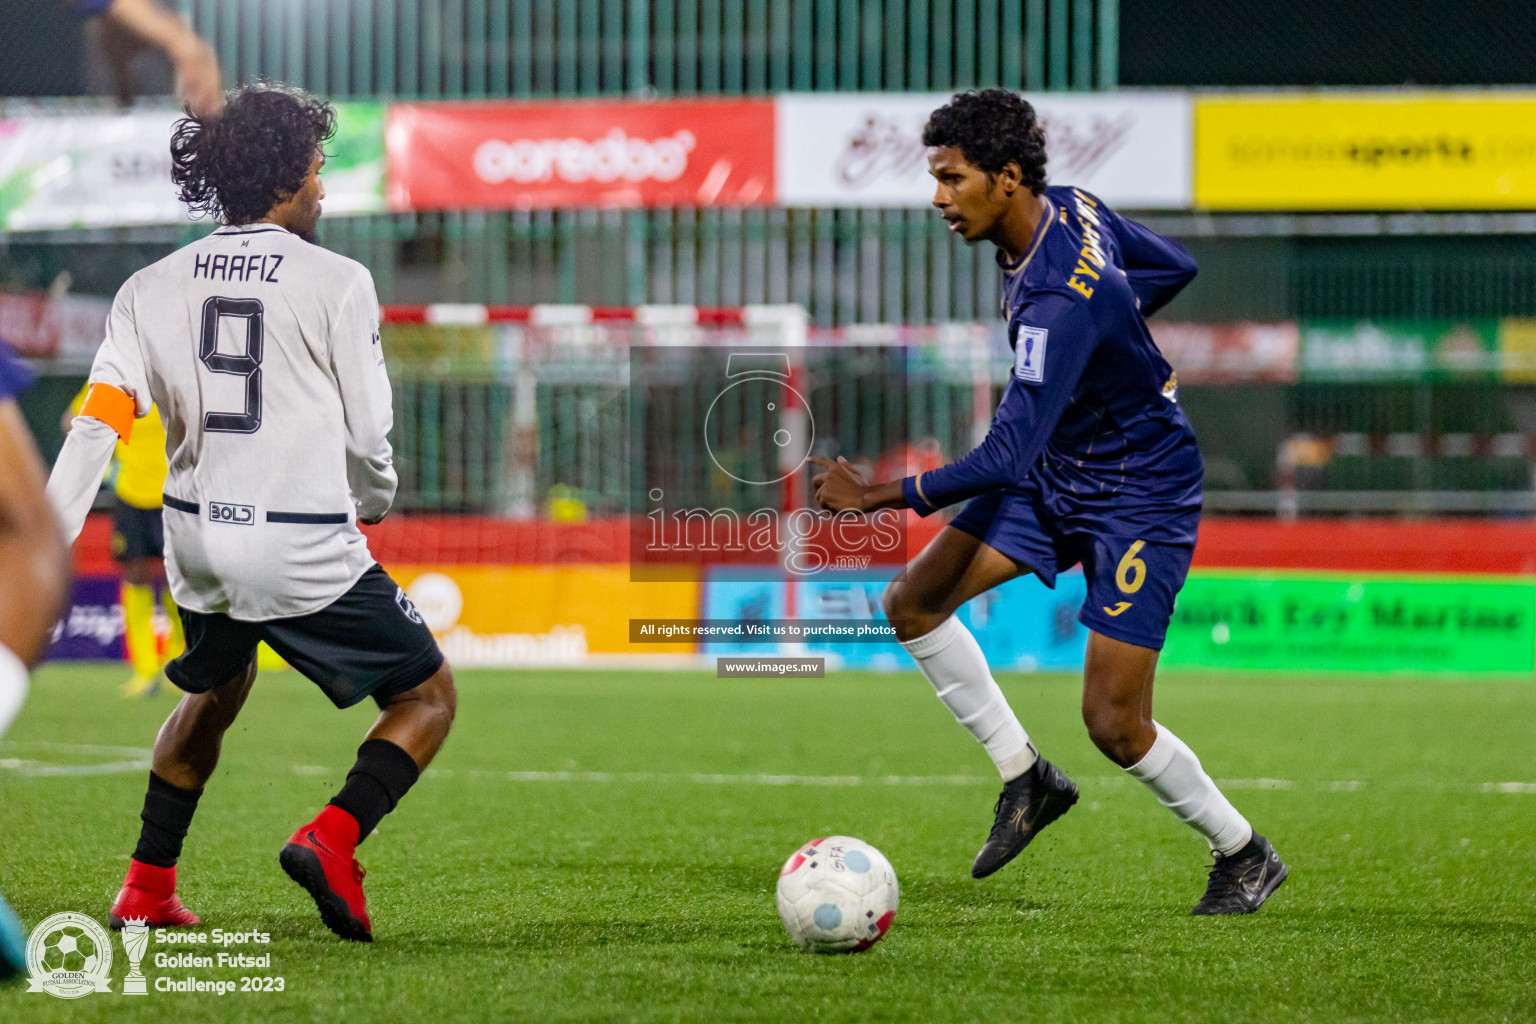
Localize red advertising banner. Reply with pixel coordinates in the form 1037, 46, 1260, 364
0, 290, 109, 360
74, 511, 1536, 578
386, 100, 776, 210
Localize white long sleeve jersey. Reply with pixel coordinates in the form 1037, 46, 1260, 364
75, 223, 396, 620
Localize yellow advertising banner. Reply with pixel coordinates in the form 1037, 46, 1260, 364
1497, 318, 1536, 383
1195, 92, 1536, 210
390, 565, 700, 666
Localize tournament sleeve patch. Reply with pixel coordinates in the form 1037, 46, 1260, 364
1013, 326, 1048, 384
79, 382, 136, 441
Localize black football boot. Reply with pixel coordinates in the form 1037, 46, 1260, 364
971, 751, 1079, 879
1190, 832, 1288, 916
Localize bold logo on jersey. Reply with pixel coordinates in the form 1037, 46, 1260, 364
395, 587, 424, 624
1013, 326, 1048, 384
207, 501, 255, 525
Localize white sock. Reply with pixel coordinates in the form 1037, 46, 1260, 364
899, 616, 1037, 781
1126, 721, 1253, 856
0, 643, 27, 738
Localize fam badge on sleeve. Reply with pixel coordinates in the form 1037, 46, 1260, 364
1014, 326, 1049, 383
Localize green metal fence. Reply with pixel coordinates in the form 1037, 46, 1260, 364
314, 208, 1009, 327
1183, 382, 1536, 512
377, 317, 1536, 518
13, 224, 1536, 333
383, 317, 991, 516
181, 0, 1119, 98
307, 216, 1536, 328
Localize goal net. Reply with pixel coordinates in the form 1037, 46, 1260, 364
367, 304, 994, 668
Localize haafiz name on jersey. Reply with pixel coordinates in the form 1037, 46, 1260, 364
193, 253, 283, 283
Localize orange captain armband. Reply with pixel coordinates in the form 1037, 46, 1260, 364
79, 383, 137, 442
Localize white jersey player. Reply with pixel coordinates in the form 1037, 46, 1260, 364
46, 85, 456, 944
51, 213, 393, 619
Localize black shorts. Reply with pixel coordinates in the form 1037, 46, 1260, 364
111, 503, 165, 563
164, 565, 445, 709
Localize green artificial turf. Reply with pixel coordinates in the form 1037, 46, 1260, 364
2, 665, 1534, 1023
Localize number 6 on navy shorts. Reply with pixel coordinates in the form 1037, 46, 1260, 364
1075, 535, 1194, 651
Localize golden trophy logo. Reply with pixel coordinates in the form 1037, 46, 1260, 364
120, 918, 149, 995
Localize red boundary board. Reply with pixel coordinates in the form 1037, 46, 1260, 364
71, 513, 1536, 577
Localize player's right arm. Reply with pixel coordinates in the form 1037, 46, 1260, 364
331, 271, 397, 525
46, 282, 152, 543
899, 289, 1101, 515
816, 290, 1102, 515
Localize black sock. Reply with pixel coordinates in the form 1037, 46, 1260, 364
132, 772, 203, 868
327, 739, 421, 845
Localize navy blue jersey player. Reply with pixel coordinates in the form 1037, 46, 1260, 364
810, 90, 1286, 916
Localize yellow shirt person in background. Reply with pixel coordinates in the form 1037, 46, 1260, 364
67, 383, 183, 696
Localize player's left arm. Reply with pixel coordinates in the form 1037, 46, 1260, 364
814, 291, 1101, 515
331, 272, 397, 525
1100, 207, 1197, 318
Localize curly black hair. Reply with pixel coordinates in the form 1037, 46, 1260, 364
171, 84, 337, 225
922, 89, 1048, 195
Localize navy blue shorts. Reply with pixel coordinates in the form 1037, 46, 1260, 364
949, 489, 1195, 650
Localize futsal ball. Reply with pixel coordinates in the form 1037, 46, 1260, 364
776, 836, 898, 953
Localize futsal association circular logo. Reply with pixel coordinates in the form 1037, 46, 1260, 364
25, 912, 114, 999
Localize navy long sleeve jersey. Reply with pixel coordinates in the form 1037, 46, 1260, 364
902, 186, 1203, 543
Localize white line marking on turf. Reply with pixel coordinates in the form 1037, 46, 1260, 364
2, 752, 1521, 795
1, 741, 153, 758
1214, 778, 1295, 790
0, 757, 152, 777
435, 769, 995, 787
427, 770, 1330, 790
693, 772, 866, 786
428, 772, 1408, 792
0, 742, 152, 777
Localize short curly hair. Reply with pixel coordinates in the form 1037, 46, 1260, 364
922, 89, 1048, 195
171, 84, 336, 225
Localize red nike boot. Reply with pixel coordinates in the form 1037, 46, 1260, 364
109, 860, 200, 929
279, 805, 372, 942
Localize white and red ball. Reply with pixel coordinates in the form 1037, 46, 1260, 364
775, 836, 898, 953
